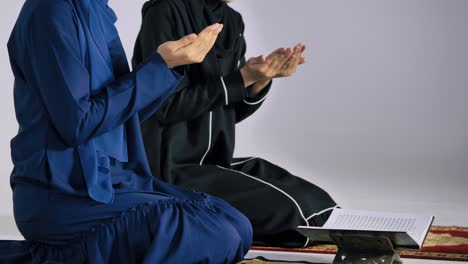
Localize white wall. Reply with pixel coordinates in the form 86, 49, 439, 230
0, 1, 23, 218
1, 0, 467, 237
229, 0, 468, 225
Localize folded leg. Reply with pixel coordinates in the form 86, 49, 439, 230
11, 183, 252, 263
171, 158, 337, 247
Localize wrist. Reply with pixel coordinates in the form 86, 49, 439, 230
255, 79, 271, 87
251, 79, 271, 95
240, 66, 257, 88
157, 47, 176, 69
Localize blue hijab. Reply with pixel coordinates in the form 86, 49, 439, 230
72, 0, 128, 162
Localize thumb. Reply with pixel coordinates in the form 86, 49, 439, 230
249, 55, 266, 65
173, 33, 198, 50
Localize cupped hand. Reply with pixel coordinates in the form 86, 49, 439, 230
276, 43, 306, 78
240, 48, 293, 87
157, 23, 223, 68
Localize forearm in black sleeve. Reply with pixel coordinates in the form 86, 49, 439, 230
235, 80, 272, 123
156, 70, 246, 125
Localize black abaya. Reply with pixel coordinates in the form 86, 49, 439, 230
133, 0, 337, 248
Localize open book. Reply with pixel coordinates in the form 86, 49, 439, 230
296, 208, 434, 250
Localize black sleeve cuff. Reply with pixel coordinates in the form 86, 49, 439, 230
220, 70, 246, 105
244, 80, 272, 105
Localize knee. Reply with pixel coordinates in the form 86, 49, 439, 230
207, 197, 253, 256
230, 209, 253, 254
217, 214, 252, 262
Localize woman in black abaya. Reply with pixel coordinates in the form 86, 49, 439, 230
133, 0, 338, 248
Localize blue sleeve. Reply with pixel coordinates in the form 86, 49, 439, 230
27, 2, 180, 147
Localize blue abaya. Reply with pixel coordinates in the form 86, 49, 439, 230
1, 0, 252, 263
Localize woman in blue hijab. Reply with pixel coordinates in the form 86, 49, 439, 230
2, 0, 252, 263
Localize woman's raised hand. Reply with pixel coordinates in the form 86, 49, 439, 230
240, 43, 306, 87
157, 23, 224, 68
276, 44, 306, 78
240, 48, 292, 87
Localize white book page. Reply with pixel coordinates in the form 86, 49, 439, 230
321, 208, 433, 245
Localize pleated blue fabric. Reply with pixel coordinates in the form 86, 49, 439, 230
9, 182, 252, 264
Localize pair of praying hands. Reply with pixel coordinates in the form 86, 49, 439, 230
240, 44, 307, 88
156, 23, 306, 93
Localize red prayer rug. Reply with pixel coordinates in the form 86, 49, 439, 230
250, 226, 468, 262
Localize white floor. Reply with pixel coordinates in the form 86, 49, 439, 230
1, 164, 467, 263
0, 214, 22, 240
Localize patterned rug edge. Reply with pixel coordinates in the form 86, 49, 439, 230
250, 226, 468, 262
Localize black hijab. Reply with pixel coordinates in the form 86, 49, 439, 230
140, 0, 244, 60
182, 0, 243, 56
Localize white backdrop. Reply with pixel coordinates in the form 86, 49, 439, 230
1, 1, 468, 237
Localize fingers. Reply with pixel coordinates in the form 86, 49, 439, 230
157, 24, 225, 67
283, 43, 305, 69
293, 44, 307, 66
295, 44, 305, 63
266, 49, 290, 77
297, 44, 307, 62
277, 48, 293, 67
245, 43, 307, 80
184, 34, 199, 46
204, 24, 223, 53
197, 23, 223, 46
200, 23, 224, 34
178, 23, 223, 63
288, 45, 302, 69
284, 46, 301, 74
266, 48, 286, 61
249, 47, 290, 78
299, 57, 306, 65
300, 44, 307, 53
168, 34, 201, 53
194, 23, 223, 60
249, 55, 266, 65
